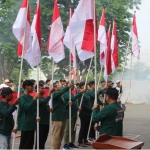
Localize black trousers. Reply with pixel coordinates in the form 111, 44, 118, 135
35, 124, 49, 149
89, 121, 95, 139
78, 113, 91, 144
19, 130, 35, 149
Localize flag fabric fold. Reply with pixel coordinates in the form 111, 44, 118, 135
104, 24, 112, 80
64, 7, 77, 71
131, 12, 140, 60
111, 20, 118, 73
30, 0, 41, 67
69, 0, 95, 61
12, 0, 32, 62
46, 0, 65, 63
98, 8, 107, 66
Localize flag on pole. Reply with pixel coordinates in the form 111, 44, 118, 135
111, 20, 118, 73
64, 7, 77, 70
98, 7, 107, 66
104, 23, 112, 80
30, 0, 41, 67
131, 11, 140, 60
69, 0, 95, 61
12, 0, 32, 60
46, 0, 65, 63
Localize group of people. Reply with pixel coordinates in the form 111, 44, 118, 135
0, 78, 124, 149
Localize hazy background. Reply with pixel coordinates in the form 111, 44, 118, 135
119, 0, 150, 104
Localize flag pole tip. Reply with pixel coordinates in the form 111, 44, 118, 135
134, 11, 136, 13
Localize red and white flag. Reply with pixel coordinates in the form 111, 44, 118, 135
98, 8, 107, 66
111, 20, 118, 73
64, 7, 77, 70
46, 0, 65, 63
104, 24, 112, 80
12, 0, 32, 61
69, 0, 95, 61
131, 12, 140, 60
30, 0, 41, 67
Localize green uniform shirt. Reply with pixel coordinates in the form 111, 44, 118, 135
78, 93, 92, 116
52, 86, 69, 121
15, 87, 24, 93
63, 91, 82, 119
0, 101, 17, 135
18, 94, 36, 131
87, 89, 103, 106
92, 102, 124, 136
39, 96, 51, 125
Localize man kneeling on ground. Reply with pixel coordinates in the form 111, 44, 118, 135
92, 88, 124, 136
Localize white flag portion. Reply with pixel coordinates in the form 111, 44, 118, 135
111, 20, 118, 73
64, 7, 77, 69
30, 0, 41, 67
131, 12, 140, 60
69, 0, 95, 61
12, 0, 32, 60
98, 7, 107, 66
46, 0, 65, 63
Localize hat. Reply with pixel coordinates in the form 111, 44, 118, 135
0, 84, 9, 89
4, 79, 10, 83
1, 87, 13, 96
116, 80, 121, 83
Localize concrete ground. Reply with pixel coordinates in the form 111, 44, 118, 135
13, 104, 150, 149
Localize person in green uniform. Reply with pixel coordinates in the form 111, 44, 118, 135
87, 81, 103, 141
92, 88, 124, 136
78, 82, 92, 147
35, 84, 54, 149
18, 80, 40, 149
0, 87, 19, 149
15, 80, 24, 93
63, 84, 85, 149
51, 82, 72, 149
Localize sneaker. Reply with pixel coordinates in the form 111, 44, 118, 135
68, 143, 78, 148
88, 138, 95, 142
63, 144, 70, 150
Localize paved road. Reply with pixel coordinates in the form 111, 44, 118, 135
14, 104, 150, 149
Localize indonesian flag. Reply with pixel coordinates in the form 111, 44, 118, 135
98, 8, 107, 66
46, 0, 65, 63
69, 0, 95, 61
12, 0, 32, 61
131, 12, 140, 60
111, 20, 118, 73
64, 7, 77, 70
29, 0, 41, 67
104, 24, 112, 80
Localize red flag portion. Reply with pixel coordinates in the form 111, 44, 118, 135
131, 12, 140, 60
46, 0, 65, 63
104, 24, 112, 80
111, 20, 118, 73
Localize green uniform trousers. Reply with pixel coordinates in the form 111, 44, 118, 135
64, 118, 76, 144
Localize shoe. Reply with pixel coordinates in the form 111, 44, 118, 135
63, 144, 70, 150
78, 144, 88, 147
68, 143, 79, 148
88, 138, 95, 142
